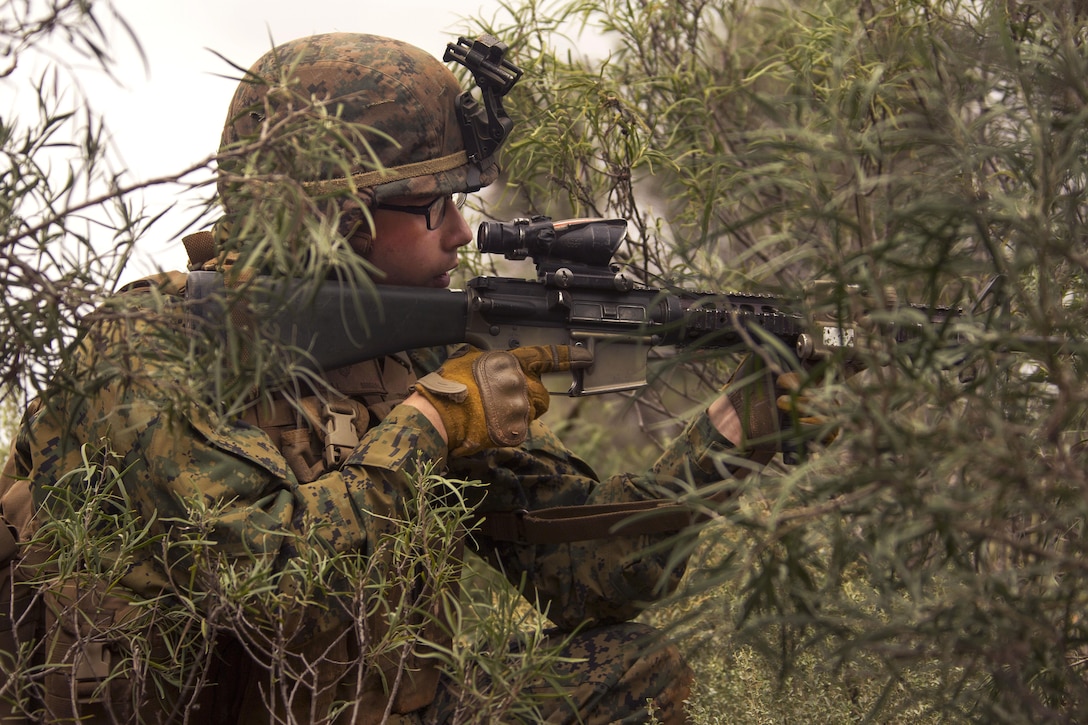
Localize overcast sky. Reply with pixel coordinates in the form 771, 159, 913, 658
30, 0, 514, 277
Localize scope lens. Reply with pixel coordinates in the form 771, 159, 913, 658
476, 221, 497, 252
477, 220, 525, 255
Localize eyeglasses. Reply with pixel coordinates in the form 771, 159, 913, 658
374, 193, 467, 230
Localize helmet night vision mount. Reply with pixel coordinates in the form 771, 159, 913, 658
444, 35, 524, 164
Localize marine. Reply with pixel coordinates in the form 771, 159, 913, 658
0, 32, 796, 723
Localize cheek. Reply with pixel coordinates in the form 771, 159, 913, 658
370, 217, 422, 262
365, 237, 424, 285
372, 236, 412, 262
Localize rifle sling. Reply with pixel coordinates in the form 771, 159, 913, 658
475, 499, 703, 545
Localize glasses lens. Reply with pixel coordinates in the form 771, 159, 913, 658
427, 196, 446, 230
427, 194, 468, 230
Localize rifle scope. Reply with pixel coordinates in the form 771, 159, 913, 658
477, 216, 627, 267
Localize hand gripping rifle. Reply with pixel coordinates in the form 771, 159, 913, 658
186, 216, 959, 396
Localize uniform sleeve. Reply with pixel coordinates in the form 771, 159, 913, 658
445, 409, 737, 630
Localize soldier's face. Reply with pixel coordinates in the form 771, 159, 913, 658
367, 195, 473, 287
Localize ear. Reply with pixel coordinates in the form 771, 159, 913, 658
337, 190, 376, 254
347, 228, 374, 256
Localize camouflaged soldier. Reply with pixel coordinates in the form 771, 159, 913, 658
0, 32, 788, 724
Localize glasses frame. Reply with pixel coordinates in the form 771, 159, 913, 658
374, 193, 467, 231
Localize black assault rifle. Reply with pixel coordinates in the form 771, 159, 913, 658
187, 217, 959, 395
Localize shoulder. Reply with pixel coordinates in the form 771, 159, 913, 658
117, 271, 188, 298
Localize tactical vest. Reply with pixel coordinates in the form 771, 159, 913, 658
178, 229, 424, 482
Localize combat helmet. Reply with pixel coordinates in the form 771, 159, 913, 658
217, 32, 522, 209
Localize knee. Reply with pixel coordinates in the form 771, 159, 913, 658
567, 622, 692, 724
631, 628, 692, 724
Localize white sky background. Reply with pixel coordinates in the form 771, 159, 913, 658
20, 0, 517, 280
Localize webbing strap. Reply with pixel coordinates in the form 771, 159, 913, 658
475, 499, 704, 545
302, 151, 469, 194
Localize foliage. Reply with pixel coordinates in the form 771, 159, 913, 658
1, 0, 146, 396
474, 0, 1088, 720
5, 0, 1088, 721
0, 0, 379, 409
0, 444, 565, 722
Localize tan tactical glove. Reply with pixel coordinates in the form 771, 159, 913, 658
414, 345, 594, 457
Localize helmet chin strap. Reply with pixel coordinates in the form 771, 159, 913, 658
443, 35, 524, 164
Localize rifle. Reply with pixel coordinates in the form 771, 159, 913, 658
186, 216, 959, 395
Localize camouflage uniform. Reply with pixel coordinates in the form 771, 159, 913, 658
0, 33, 742, 724
0, 281, 732, 722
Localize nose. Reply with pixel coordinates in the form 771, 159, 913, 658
442, 198, 473, 251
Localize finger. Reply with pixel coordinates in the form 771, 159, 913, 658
566, 345, 594, 368
776, 394, 824, 423
512, 344, 594, 375
776, 372, 805, 392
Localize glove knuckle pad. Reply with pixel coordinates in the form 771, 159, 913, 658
473, 351, 530, 447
